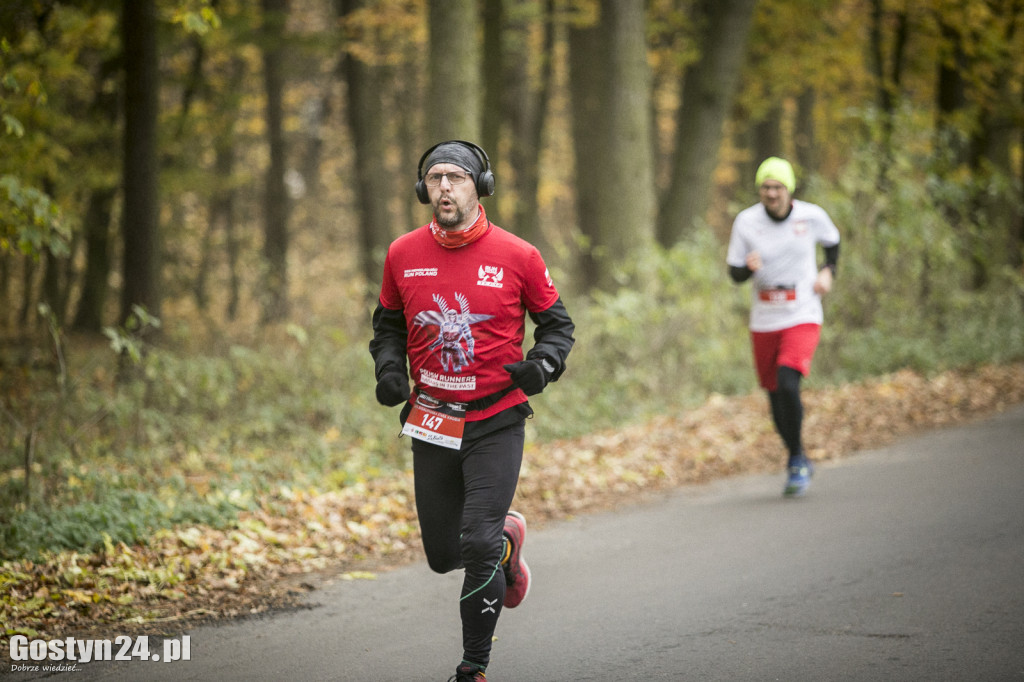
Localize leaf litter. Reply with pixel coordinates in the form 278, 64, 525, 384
2, 363, 1022, 656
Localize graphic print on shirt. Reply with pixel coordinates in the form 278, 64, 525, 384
413, 292, 494, 374
477, 265, 504, 288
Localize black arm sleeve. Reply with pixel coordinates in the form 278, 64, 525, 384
729, 264, 754, 283
525, 297, 576, 382
822, 243, 840, 275
368, 303, 408, 381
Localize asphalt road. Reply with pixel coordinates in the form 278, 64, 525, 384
9, 405, 1024, 681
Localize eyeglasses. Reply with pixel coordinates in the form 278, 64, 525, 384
424, 171, 470, 187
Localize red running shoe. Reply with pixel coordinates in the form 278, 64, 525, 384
502, 511, 531, 608
448, 662, 486, 681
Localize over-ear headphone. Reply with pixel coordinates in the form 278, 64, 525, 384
415, 140, 495, 205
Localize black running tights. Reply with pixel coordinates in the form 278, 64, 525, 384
768, 365, 804, 461
411, 421, 525, 669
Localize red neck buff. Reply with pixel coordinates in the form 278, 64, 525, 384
430, 204, 490, 249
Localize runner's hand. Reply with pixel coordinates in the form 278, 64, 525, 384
504, 360, 550, 396
375, 372, 410, 406
814, 267, 833, 295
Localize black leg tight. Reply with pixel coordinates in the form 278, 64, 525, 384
768, 365, 804, 461
412, 422, 524, 669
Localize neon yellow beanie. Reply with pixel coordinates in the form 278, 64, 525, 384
755, 157, 796, 193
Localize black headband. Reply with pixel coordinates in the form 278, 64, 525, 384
421, 142, 485, 178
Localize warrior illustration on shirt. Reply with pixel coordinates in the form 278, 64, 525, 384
413, 292, 494, 373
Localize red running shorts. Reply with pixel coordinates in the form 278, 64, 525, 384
750, 323, 821, 391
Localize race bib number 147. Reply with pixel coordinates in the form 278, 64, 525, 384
402, 394, 466, 449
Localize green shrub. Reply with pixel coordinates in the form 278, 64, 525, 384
0, 487, 247, 561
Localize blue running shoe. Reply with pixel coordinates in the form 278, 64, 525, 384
784, 457, 813, 497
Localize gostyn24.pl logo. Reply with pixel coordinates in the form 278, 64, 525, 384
8, 634, 191, 670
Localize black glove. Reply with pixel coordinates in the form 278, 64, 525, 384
503, 359, 552, 397
375, 372, 410, 406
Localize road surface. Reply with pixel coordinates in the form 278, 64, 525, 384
10, 405, 1024, 681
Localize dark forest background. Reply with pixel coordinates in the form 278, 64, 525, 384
1, 0, 1022, 560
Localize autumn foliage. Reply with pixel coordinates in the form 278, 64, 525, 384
2, 363, 1022, 657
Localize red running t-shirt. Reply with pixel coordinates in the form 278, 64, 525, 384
378, 220, 561, 420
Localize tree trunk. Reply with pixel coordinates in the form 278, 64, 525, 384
0, 253, 8, 329
969, 57, 1018, 286
504, 0, 555, 248
193, 56, 245, 319
119, 0, 162, 326
743, 101, 783, 189
18, 258, 34, 327
656, 0, 757, 247
340, 0, 396, 301
73, 53, 121, 334
569, 5, 610, 290
42, 248, 61, 324
195, 143, 235, 313
932, 11, 970, 303
260, 0, 291, 323
753, 104, 783, 162
481, 0, 505, 226
1018, 84, 1024, 272
935, 18, 969, 170
427, 0, 480, 142
868, 0, 908, 191
72, 187, 116, 333
794, 87, 818, 174
589, 0, 655, 291
394, 42, 423, 234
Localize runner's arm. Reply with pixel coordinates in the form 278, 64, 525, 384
729, 265, 754, 283
369, 303, 409, 381
821, 243, 839, 276
525, 298, 576, 382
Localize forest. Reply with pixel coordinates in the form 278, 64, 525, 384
1, 0, 1023, 567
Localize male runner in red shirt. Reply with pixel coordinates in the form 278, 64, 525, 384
370, 140, 575, 681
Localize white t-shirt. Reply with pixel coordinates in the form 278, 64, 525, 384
726, 199, 840, 332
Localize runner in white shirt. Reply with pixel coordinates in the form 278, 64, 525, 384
727, 157, 840, 497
